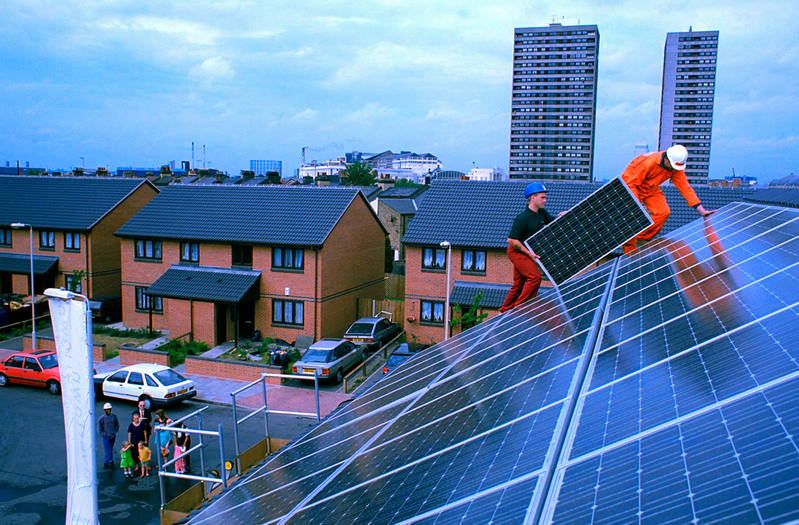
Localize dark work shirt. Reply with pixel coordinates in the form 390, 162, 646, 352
508, 207, 555, 242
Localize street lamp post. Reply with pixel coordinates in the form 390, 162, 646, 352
440, 241, 452, 341
11, 222, 36, 350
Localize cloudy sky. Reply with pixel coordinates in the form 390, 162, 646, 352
1, 0, 797, 182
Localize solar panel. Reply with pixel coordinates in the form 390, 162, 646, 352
189, 202, 799, 525
525, 177, 652, 286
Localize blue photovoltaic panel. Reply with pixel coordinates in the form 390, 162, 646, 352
189, 202, 799, 525
526, 177, 652, 286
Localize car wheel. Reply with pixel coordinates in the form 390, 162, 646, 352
335, 368, 344, 383
47, 380, 61, 395
104, 314, 112, 324
0, 373, 8, 387
139, 395, 153, 410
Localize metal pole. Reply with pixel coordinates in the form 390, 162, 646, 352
156, 423, 165, 517
218, 424, 227, 489
314, 369, 320, 422
262, 371, 271, 455
28, 226, 36, 350
443, 242, 451, 340
198, 413, 206, 483
231, 391, 240, 464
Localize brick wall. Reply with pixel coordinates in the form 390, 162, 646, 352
24, 334, 108, 363
185, 355, 282, 384
120, 238, 170, 332
119, 346, 170, 367
404, 246, 513, 345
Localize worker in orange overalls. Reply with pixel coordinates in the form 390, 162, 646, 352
621, 144, 716, 254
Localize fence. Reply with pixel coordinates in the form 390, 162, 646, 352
357, 299, 405, 329
343, 330, 404, 393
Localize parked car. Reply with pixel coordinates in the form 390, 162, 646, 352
292, 338, 366, 383
382, 344, 415, 375
89, 295, 123, 324
343, 317, 400, 351
0, 350, 62, 394
94, 363, 196, 408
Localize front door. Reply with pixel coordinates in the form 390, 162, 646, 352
239, 301, 255, 339
216, 304, 226, 345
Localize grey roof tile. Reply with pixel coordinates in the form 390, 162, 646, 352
743, 188, 799, 208
0, 253, 59, 275
0, 176, 155, 231
116, 184, 363, 246
145, 265, 261, 304
450, 281, 511, 309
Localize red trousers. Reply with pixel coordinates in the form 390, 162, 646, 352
623, 189, 670, 254
500, 246, 542, 312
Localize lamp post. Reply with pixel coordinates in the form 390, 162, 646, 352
440, 241, 452, 341
11, 222, 35, 350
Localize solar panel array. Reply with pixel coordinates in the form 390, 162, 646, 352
526, 177, 652, 287
188, 202, 799, 525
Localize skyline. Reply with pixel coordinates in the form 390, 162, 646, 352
1, 0, 797, 183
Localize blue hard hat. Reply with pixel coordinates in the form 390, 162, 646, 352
524, 182, 547, 199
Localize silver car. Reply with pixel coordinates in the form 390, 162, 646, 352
343, 317, 400, 352
291, 338, 366, 383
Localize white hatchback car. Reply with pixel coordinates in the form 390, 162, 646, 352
94, 363, 197, 409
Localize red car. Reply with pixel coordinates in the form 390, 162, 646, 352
0, 350, 62, 394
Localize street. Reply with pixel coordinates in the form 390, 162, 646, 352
0, 385, 314, 525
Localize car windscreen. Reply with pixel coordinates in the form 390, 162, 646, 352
302, 349, 332, 363
38, 354, 58, 369
386, 355, 407, 367
346, 323, 374, 335
89, 301, 102, 310
153, 368, 188, 386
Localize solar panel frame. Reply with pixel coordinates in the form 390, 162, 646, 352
525, 177, 653, 287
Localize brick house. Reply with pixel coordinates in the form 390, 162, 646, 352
115, 185, 387, 346
401, 180, 756, 344
0, 176, 159, 299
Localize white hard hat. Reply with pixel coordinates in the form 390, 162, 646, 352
666, 145, 688, 171
103, 403, 112, 410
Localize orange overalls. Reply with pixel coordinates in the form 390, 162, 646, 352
621, 151, 700, 254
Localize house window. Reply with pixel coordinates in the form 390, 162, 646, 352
232, 245, 253, 267
180, 242, 199, 263
422, 247, 446, 270
135, 239, 162, 261
461, 250, 486, 274
135, 287, 162, 312
0, 229, 11, 247
65, 274, 82, 293
420, 300, 445, 325
272, 247, 304, 271
272, 299, 304, 326
39, 231, 55, 250
64, 232, 81, 252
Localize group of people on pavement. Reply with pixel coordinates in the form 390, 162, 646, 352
97, 401, 191, 478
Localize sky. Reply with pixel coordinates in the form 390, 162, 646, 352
1, 0, 797, 183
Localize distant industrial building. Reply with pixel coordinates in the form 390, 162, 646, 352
633, 141, 650, 159
659, 28, 719, 185
509, 22, 599, 182
250, 160, 283, 177
467, 167, 505, 181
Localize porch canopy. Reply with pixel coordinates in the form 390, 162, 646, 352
145, 265, 261, 304
0, 252, 59, 276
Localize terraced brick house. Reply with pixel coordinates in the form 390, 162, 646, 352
115, 185, 387, 346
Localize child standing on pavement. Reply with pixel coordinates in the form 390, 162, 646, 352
138, 441, 152, 477
120, 442, 135, 478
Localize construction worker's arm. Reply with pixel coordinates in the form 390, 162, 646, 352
671, 169, 716, 216
508, 238, 539, 260
696, 204, 716, 217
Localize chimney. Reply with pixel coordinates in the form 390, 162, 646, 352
315, 174, 331, 186
266, 171, 281, 185
240, 170, 255, 181
303, 175, 314, 185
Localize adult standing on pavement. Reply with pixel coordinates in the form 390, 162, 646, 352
499, 183, 556, 313
154, 409, 174, 470
127, 413, 148, 472
97, 402, 119, 470
621, 144, 716, 254
132, 401, 152, 445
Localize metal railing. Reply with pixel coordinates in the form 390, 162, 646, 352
229, 370, 321, 475
343, 330, 404, 392
154, 406, 227, 517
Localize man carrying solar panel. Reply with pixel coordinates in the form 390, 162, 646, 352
499, 182, 555, 313
621, 144, 716, 254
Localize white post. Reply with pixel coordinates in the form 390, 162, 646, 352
440, 241, 452, 340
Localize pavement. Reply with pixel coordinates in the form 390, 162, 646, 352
0, 326, 353, 419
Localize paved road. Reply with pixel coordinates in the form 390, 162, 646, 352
0, 386, 314, 525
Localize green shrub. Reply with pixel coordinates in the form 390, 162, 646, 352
92, 326, 162, 338
166, 339, 210, 365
